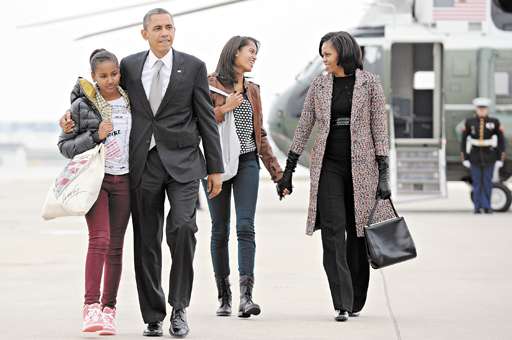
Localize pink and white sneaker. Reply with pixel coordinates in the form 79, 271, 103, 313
98, 307, 117, 336
82, 303, 103, 332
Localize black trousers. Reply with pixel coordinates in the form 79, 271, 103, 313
318, 158, 370, 312
131, 148, 199, 323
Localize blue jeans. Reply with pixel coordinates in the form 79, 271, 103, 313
470, 164, 494, 210
203, 156, 260, 278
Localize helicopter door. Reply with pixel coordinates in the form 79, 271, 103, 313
389, 42, 446, 198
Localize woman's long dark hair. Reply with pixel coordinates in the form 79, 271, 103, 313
215, 36, 260, 87
318, 31, 363, 75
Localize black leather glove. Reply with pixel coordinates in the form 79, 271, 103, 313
277, 151, 300, 200
376, 155, 391, 199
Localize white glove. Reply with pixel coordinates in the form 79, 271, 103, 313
496, 160, 504, 168
462, 160, 471, 168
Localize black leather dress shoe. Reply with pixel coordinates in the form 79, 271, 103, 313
169, 308, 189, 338
143, 321, 163, 337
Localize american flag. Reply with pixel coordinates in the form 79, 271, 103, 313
432, 0, 487, 21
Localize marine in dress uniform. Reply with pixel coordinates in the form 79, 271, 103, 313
461, 97, 506, 214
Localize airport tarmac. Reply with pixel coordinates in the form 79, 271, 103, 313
1, 175, 511, 340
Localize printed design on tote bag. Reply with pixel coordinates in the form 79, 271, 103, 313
54, 151, 95, 198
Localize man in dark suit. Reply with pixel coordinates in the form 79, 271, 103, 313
59, 8, 223, 337
120, 8, 223, 338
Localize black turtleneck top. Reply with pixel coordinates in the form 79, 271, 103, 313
324, 74, 355, 163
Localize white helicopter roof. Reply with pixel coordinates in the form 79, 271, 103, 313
355, 0, 512, 50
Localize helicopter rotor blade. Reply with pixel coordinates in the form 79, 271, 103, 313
74, 0, 251, 41
17, 0, 172, 29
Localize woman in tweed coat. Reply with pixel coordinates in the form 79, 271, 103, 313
277, 32, 395, 321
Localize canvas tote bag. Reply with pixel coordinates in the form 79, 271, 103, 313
41, 143, 105, 220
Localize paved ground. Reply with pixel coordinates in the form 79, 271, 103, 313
1, 173, 511, 340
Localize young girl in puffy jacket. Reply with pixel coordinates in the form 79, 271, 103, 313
58, 49, 131, 336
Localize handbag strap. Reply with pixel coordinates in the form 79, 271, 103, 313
209, 86, 234, 119
367, 197, 399, 225
209, 85, 230, 97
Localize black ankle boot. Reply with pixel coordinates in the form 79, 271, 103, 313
215, 276, 232, 316
238, 275, 261, 318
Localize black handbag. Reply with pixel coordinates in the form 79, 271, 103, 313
364, 198, 417, 269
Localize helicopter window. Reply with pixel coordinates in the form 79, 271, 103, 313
492, 0, 512, 31
495, 72, 510, 96
361, 46, 384, 80
494, 52, 512, 104
414, 71, 435, 90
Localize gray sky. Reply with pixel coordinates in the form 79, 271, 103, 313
3, 0, 364, 122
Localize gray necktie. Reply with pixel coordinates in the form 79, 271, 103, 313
148, 60, 164, 149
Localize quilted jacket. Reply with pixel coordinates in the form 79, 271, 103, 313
58, 78, 104, 159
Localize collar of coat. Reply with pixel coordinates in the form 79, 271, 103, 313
307, 69, 373, 115
207, 73, 258, 94
77, 77, 130, 121
317, 68, 369, 91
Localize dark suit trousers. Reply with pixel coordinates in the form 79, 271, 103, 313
131, 148, 199, 323
318, 158, 370, 313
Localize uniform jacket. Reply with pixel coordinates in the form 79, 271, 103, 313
207, 75, 283, 182
120, 49, 224, 187
289, 69, 395, 237
461, 115, 505, 166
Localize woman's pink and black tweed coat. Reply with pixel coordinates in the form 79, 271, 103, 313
290, 69, 395, 237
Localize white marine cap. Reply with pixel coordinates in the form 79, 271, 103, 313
473, 97, 491, 108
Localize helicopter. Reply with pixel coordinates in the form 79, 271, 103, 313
268, 0, 512, 212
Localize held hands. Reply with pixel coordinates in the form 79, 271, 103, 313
223, 92, 244, 112
276, 151, 300, 200
376, 155, 392, 200
59, 111, 75, 134
207, 173, 223, 199
276, 170, 293, 200
98, 121, 113, 140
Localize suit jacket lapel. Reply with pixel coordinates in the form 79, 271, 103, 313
134, 51, 153, 119
156, 49, 185, 116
